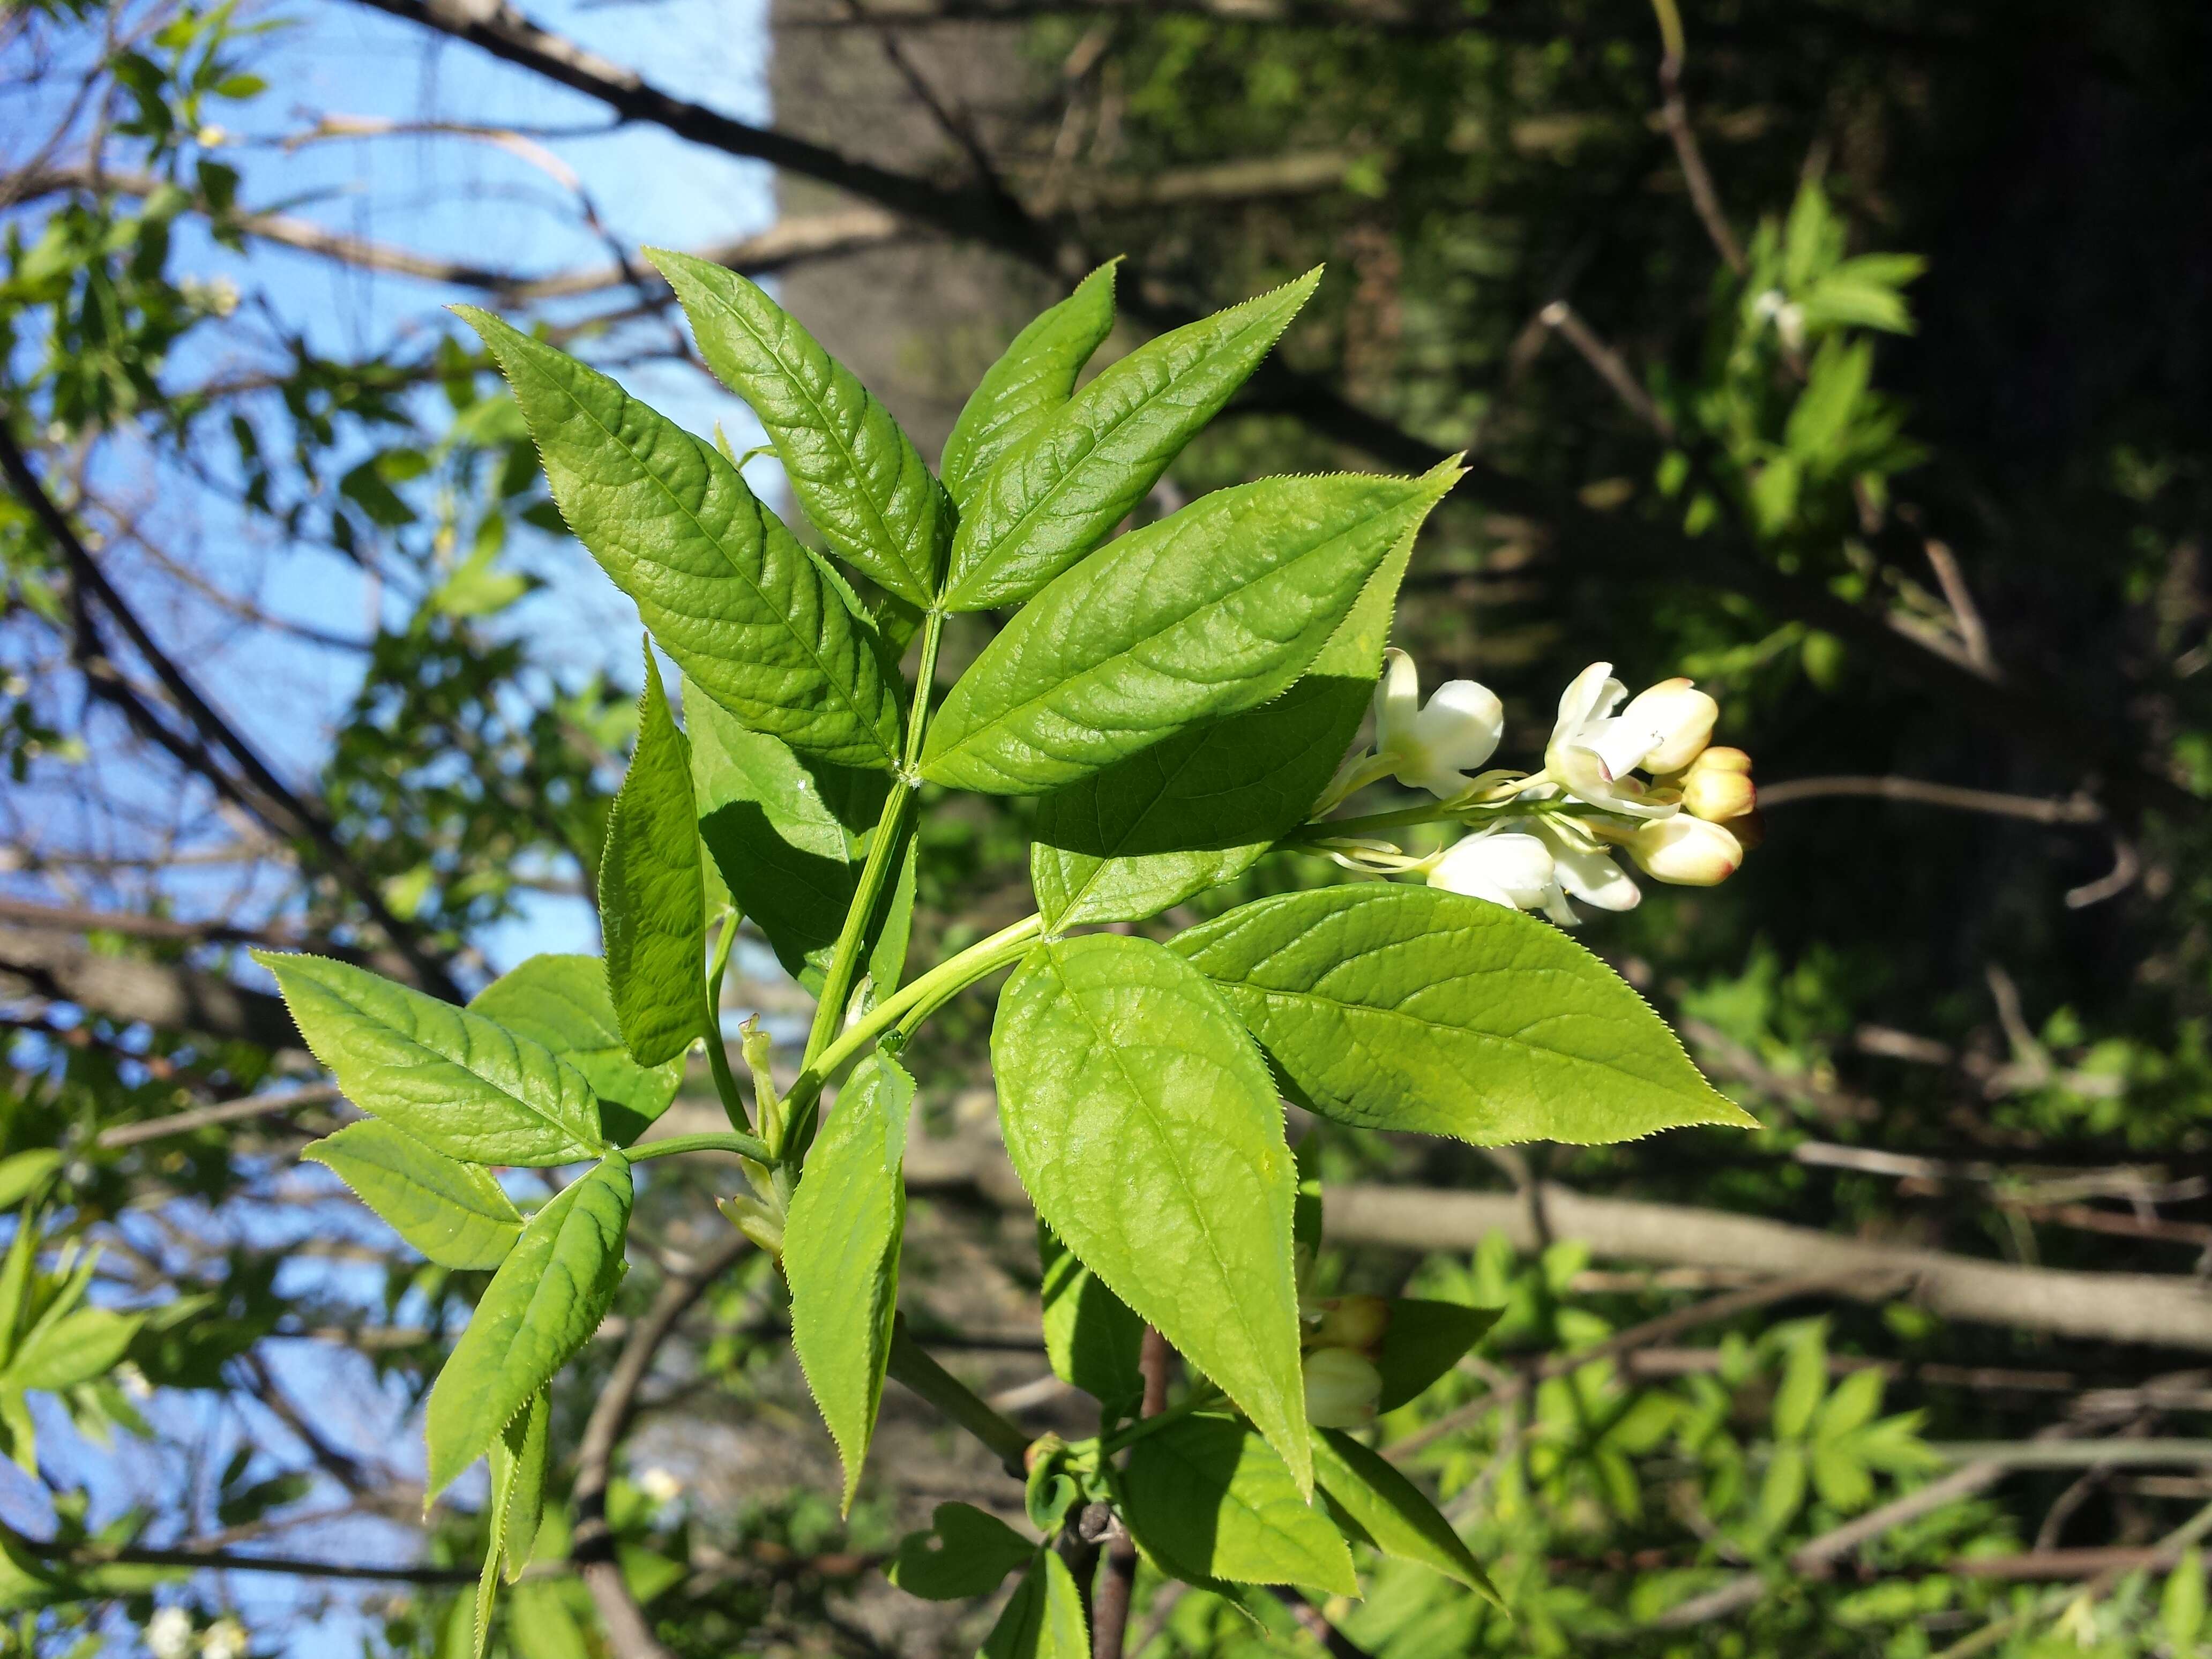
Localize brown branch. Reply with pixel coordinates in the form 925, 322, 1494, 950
0, 423, 461, 1000
1647, 0, 1744, 273
98, 1082, 345, 1150
0, 923, 299, 1050
1540, 300, 1673, 438
572, 1232, 751, 1659
2, 1528, 474, 1585
1759, 775, 2106, 823
1092, 1328, 1172, 1659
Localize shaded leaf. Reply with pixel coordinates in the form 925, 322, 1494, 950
940, 260, 1118, 509
600, 649, 707, 1067
1118, 1415, 1356, 1595
1311, 1428, 1499, 1602
981, 1551, 1088, 1659
886, 1501, 1035, 1601
469, 955, 683, 1148
1374, 1299, 1501, 1415
1038, 1220, 1145, 1419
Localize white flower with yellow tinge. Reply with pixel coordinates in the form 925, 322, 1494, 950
1371, 648, 1506, 799
1546, 662, 1717, 818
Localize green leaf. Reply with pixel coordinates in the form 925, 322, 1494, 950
474, 1443, 508, 1659
786, 1052, 913, 1513
942, 270, 1321, 612
508, 1582, 592, 1659
6, 1308, 141, 1391
1118, 1415, 1357, 1595
2164, 1548, 2206, 1651
1814, 1366, 1885, 1440
255, 950, 606, 1167
1374, 1299, 1501, 1415
302, 1119, 524, 1271
469, 955, 683, 1148
1758, 1441, 1807, 1534
1170, 885, 1755, 1145
1809, 1439, 1873, 1512
426, 1154, 633, 1497
993, 934, 1307, 1490
1038, 1219, 1145, 1419
1311, 1428, 1500, 1603
496, 1387, 551, 1582
940, 260, 1118, 510
980, 1551, 1088, 1659
926, 462, 1459, 795
0, 1152, 61, 1212
886, 1501, 1036, 1601
458, 307, 903, 771
1029, 513, 1416, 926
1773, 1328, 1827, 1440
645, 250, 950, 606
600, 649, 707, 1067
688, 685, 883, 993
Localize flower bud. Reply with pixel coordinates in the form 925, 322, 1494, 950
1679, 745, 1755, 822
1302, 1347, 1383, 1428
1615, 677, 1718, 774
1306, 1295, 1392, 1354
1628, 816, 1743, 886
1430, 832, 1557, 911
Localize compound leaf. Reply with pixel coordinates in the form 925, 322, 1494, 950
303, 1119, 523, 1271
427, 1154, 632, 1497
992, 934, 1307, 1490
943, 270, 1320, 611
1171, 885, 1755, 1145
255, 950, 604, 1167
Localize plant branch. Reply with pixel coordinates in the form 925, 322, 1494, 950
97, 1083, 345, 1150
885, 1316, 1032, 1477
1647, 0, 1744, 274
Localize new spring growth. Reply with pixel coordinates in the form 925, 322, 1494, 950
1300, 1294, 1392, 1429
1317, 655, 1760, 922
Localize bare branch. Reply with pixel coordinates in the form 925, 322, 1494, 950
96, 1083, 344, 1150
0, 923, 298, 1049
1758, 775, 2105, 823
1647, 0, 1744, 273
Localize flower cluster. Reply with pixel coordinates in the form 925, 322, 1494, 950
1320, 653, 1760, 924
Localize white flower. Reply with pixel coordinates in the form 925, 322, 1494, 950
1430, 832, 1568, 921
200, 1617, 249, 1659
1546, 663, 1715, 817
636, 1465, 684, 1505
1628, 816, 1743, 886
1302, 1348, 1382, 1428
1372, 648, 1504, 799
145, 1607, 193, 1659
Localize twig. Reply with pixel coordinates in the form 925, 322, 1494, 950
572, 1234, 751, 1659
1538, 301, 1673, 438
1922, 540, 1995, 671
1758, 775, 2105, 823
97, 1083, 346, 1150
1648, 0, 1744, 273
1, 1528, 474, 1585
1092, 1328, 1172, 1659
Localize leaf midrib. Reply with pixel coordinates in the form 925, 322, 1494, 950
538, 358, 900, 772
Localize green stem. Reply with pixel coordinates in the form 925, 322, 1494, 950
701, 911, 750, 1135
629, 1130, 772, 1164
797, 607, 947, 1073
1097, 1384, 1217, 1459
787, 913, 1043, 1120
886, 1315, 1030, 1477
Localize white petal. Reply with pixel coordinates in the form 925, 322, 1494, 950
1617, 678, 1719, 774
1630, 816, 1743, 885
1432, 832, 1555, 910
1552, 661, 1625, 748
1548, 840, 1642, 911
1410, 679, 1504, 773
1373, 647, 1420, 750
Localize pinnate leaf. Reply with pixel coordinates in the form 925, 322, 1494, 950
646, 250, 949, 606
1029, 517, 1415, 925
925, 462, 1458, 795
1171, 884, 1755, 1145
255, 950, 605, 1167
940, 260, 1117, 509
992, 934, 1307, 1489
427, 1154, 632, 1497
303, 1119, 523, 1270
786, 1052, 913, 1513
886, 1502, 1035, 1601
458, 307, 903, 771
1118, 1415, 1357, 1595
469, 955, 683, 1147
600, 649, 706, 1067
942, 270, 1320, 611
1311, 1428, 1499, 1602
